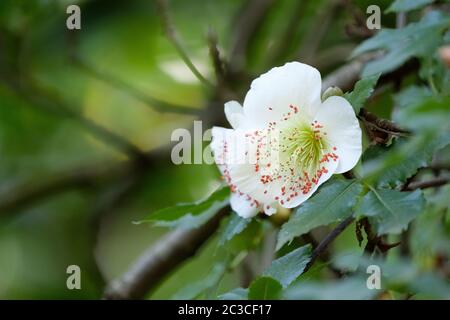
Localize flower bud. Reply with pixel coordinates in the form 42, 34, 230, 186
321, 86, 343, 101
439, 46, 450, 68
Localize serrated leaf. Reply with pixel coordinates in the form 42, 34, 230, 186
343, 73, 380, 114
218, 288, 248, 300
277, 179, 363, 250
218, 214, 251, 246
352, 11, 449, 76
248, 277, 282, 300
364, 134, 450, 188
357, 188, 425, 235
386, 0, 434, 13
136, 187, 229, 229
263, 244, 311, 288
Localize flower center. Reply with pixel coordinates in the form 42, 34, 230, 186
280, 120, 328, 177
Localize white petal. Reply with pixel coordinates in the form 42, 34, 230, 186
230, 192, 259, 218
210, 126, 281, 217
225, 100, 247, 129
242, 62, 322, 129
282, 158, 339, 208
314, 96, 362, 174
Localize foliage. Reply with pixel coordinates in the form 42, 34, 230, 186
277, 179, 363, 250
343, 73, 380, 114
353, 10, 449, 76
356, 188, 425, 235
136, 187, 229, 229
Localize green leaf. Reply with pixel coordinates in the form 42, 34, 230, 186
218, 214, 251, 246
352, 11, 449, 76
248, 277, 282, 300
393, 85, 432, 109
136, 187, 229, 229
277, 179, 363, 250
394, 95, 450, 132
410, 207, 446, 261
263, 244, 311, 288
224, 219, 264, 254
284, 277, 378, 300
410, 274, 450, 299
343, 73, 380, 114
363, 134, 450, 188
386, 0, 434, 13
218, 288, 248, 300
335, 252, 450, 298
172, 263, 227, 299
357, 188, 425, 235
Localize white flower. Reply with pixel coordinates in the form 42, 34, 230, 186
211, 62, 362, 218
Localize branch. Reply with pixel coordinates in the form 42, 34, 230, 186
405, 177, 450, 191
103, 207, 229, 299
359, 108, 410, 135
358, 217, 400, 256
302, 232, 343, 278
155, 0, 213, 87
304, 215, 355, 273
207, 28, 227, 87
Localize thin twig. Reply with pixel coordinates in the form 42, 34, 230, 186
405, 177, 450, 191
359, 108, 411, 135
155, 0, 213, 87
359, 117, 410, 137
304, 215, 355, 273
207, 28, 227, 86
302, 232, 343, 278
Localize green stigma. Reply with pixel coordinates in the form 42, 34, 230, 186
280, 121, 328, 175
